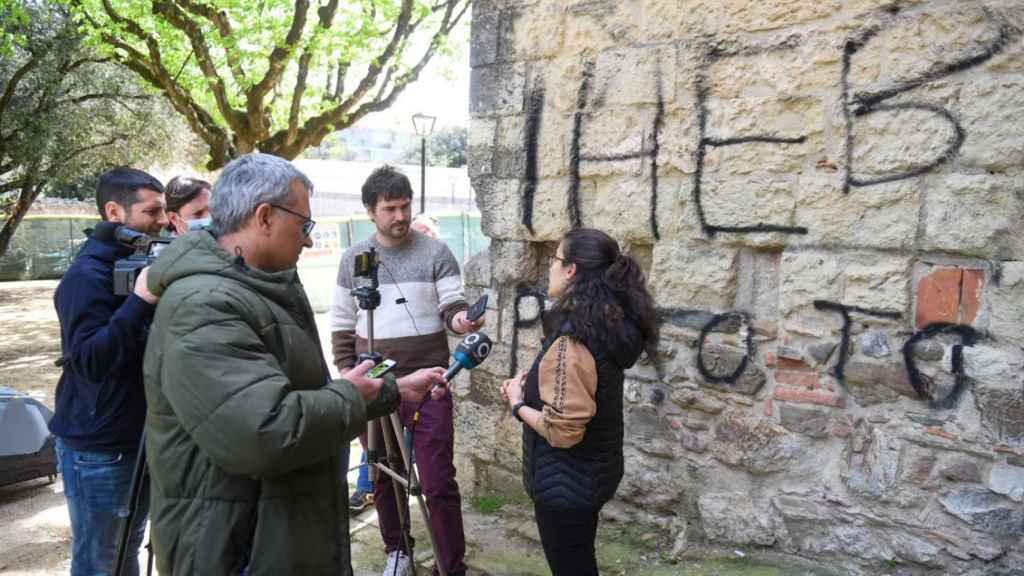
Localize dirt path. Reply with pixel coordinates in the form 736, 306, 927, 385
0, 280, 62, 405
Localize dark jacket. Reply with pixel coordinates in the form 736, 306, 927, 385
142, 231, 398, 575
522, 315, 644, 512
49, 232, 155, 452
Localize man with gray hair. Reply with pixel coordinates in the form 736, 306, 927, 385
141, 153, 446, 575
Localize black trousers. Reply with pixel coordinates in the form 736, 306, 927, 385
533, 503, 601, 576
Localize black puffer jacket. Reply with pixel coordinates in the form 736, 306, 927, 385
521, 315, 644, 511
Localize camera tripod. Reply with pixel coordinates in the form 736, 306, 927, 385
352, 248, 445, 576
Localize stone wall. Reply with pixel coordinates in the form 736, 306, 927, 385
460, 0, 1024, 574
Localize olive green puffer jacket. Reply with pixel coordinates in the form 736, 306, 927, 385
142, 231, 397, 575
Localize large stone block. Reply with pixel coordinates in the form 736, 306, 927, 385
795, 174, 921, 251
616, 449, 690, 512
526, 177, 576, 241
696, 175, 801, 239
705, 41, 834, 101
939, 487, 1024, 538
975, 387, 1024, 448
695, 343, 766, 396
470, 63, 526, 116
921, 175, 1024, 260
959, 78, 1024, 172
499, 4, 565, 62
988, 463, 1024, 503
711, 412, 807, 474
470, 7, 500, 67
578, 106, 659, 178
843, 424, 901, 501
488, 240, 539, 284
779, 251, 841, 337
561, 0, 634, 56
592, 44, 677, 108
844, 358, 918, 406
849, 106, 961, 179
989, 263, 1024, 349
698, 493, 778, 546
704, 96, 824, 145
780, 250, 910, 337
474, 177, 528, 240
649, 241, 739, 310
579, 175, 660, 245
778, 404, 830, 438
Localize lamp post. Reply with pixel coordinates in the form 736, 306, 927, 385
411, 113, 436, 214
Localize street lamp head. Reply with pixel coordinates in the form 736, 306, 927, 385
411, 113, 437, 137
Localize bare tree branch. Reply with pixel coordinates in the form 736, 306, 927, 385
247, 0, 311, 134
170, 0, 248, 92
152, 0, 247, 137
0, 56, 40, 129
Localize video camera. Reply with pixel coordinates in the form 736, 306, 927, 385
110, 226, 171, 296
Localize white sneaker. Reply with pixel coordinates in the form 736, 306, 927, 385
381, 550, 412, 576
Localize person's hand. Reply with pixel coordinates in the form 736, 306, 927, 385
500, 371, 527, 408
133, 267, 159, 305
343, 360, 383, 403
451, 309, 485, 334
397, 367, 447, 402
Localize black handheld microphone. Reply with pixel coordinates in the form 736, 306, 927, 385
442, 332, 493, 383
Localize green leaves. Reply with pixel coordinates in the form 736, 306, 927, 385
62, 0, 471, 168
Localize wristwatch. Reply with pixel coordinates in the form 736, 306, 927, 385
512, 401, 526, 423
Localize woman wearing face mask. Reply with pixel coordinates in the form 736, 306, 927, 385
500, 228, 658, 576
165, 175, 212, 237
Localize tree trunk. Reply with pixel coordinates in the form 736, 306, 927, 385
0, 171, 42, 259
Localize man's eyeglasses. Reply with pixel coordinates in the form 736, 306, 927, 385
270, 203, 316, 237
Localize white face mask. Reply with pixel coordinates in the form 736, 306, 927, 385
186, 217, 212, 232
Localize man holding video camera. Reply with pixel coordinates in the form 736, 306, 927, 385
330, 165, 483, 576
49, 167, 166, 576
141, 154, 445, 575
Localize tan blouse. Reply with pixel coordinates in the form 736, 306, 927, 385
536, 335, 598, 448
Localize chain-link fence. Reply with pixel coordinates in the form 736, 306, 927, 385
0, 213, 490, 286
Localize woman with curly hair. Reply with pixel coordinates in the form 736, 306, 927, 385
501, 227, 658, 576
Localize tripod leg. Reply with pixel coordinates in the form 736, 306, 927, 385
367, 418, 380, 484
114, 440, 148, 576
390, 412, 447, 576
379, 416, 416, 575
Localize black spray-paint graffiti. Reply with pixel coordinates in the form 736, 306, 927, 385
524, 59, 666, 239
522, 85, 544, 235
517, 7, 1021, 237
509, 285, 546, 377
813, 300, 902, 382
695, 312, 755, 384
841, 7, 1019, 192
902, 323, 982, 410
658, 304, 980, 408
694, 38, 810, 237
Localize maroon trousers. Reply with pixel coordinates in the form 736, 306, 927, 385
362, 393, 466, 576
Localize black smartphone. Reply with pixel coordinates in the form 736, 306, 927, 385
467, 294, 488, 322
366, 358, 397, 378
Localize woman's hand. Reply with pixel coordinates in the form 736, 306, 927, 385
500, 371, 527, 408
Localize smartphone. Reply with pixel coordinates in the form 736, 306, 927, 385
467, 294, 488, 323
366, 358, 397, 378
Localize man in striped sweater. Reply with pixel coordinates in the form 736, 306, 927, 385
330, 165, 483, 576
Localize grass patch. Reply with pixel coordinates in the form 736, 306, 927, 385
472, 494, 510, 514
